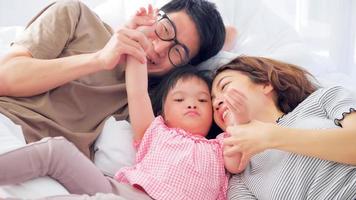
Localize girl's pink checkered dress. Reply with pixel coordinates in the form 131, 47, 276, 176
115, 116, 228, 200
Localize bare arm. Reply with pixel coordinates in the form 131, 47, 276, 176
0, 45, 102, 96
225, 112, 356, 166
273, 112, 356, 165
125, 56, 155, 141
0, 0, 156, 97
0, 28, 148, 97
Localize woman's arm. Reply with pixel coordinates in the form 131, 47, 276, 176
274, 112, 356, 165
125, 56, 155, 141
225, 112, 356, 167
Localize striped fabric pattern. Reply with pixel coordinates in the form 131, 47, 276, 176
228, 86, 356, 200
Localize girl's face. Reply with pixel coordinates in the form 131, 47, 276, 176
211, 69, 270, 131
163, 76, 213, 137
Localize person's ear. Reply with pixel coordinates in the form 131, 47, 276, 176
262, 83, 274, 95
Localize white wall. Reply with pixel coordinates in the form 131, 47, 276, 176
0, 0, 102, 26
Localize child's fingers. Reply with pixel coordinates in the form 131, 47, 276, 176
238, 154, 250, 171
136, 7, 147, 16
153, 8, 159, 17
148, 4, 158, 19
148, 4, 153, 16
133, 16, 156, 27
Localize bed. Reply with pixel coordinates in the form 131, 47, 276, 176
0, 0, 355, 198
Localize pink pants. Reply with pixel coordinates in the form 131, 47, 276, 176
0, 137, 152, 200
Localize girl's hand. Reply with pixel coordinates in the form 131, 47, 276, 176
124, 4, 159, 64
126, 4, 158, 30
224, 143, 244, 173
224, 120, 278, 171
96, 5, 160, 70
224, 88, 250, 125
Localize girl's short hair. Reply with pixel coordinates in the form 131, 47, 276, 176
150, 65, 222, 139
214, 56, 319, 113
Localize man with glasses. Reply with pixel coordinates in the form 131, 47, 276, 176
0, 0, 225, 160
154, 10, 190, 68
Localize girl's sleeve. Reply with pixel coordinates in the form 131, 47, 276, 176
319, 86, 356, 126
134, 117, 165, 162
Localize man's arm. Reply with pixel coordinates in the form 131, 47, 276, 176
0, 1, 154, 97
0, 29, 147, 97
0, 45, 101, 97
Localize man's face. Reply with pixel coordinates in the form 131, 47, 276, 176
139, 10, 200, 76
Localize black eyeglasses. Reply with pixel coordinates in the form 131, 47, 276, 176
155, 11, 190, 67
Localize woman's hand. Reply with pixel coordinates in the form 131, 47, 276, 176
224, 88, 250, 125
224, 120, 279, 171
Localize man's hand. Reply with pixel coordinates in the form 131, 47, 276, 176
129, 4, 159, 62
96, 4, 160, 70
96, 27, 157, 70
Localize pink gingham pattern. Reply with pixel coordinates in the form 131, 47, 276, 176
115, 116, 228, 200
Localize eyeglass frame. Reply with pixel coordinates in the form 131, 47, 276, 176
154, 10, 191, 67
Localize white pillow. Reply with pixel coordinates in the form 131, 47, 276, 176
94, 117, 136, 177
196, 51, 238, 71
0, 26, 24, 56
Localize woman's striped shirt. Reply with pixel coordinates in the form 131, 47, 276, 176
228, 86, 356, 200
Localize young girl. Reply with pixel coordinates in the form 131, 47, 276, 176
0, 52, 241, 199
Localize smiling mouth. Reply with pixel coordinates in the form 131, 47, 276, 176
222, 110, 229, 122
221, 109, 237, 126
147, 56, 156, 65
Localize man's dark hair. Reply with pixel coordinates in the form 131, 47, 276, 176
160, 0, 226, 65
150, 65, 222, 139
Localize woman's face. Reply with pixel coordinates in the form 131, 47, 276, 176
211, 69, 269, 131
163, 76, 213, 137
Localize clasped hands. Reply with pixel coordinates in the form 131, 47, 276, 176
223, 88, 278, 172
96, 5, 158, 70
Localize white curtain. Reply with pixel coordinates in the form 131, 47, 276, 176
1, 0, 355, 84
216, 0, 355, 77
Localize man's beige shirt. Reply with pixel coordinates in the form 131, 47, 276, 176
0, 0, 128, 158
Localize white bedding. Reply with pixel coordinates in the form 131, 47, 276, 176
0, 0, 355, 199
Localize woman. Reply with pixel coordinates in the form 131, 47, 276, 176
211, 56, 356, 199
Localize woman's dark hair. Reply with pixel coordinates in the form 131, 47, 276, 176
150, 65, 222, 139
214, 56, 319, 113
160, 0, 226, 65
